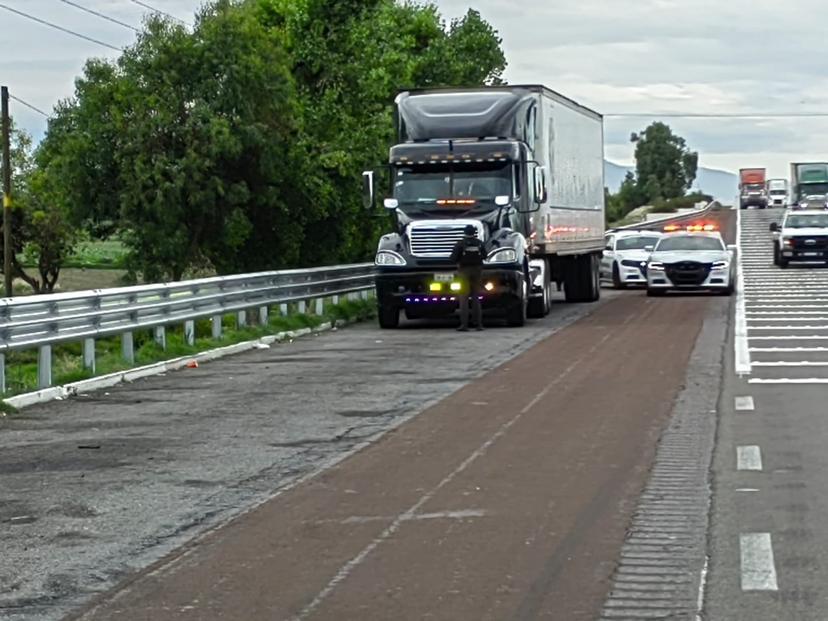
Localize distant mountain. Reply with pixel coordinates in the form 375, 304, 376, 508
604, 160, 737, 203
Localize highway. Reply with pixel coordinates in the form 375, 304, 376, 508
14, 207, 828, 620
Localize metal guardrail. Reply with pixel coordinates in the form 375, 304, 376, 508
610, 200, 721, 232
0, 264, 376, 393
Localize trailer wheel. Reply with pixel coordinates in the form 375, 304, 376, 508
377, 304, 400, 329
564, 254, 600, 303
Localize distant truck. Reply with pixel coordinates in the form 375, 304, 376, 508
363, 85, 606, 328
739, 168, 767, 209
790, 162, 828, 206
766, 178, 788, 208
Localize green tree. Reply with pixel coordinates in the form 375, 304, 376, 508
631, 122, 698, 200
0, 122, 78, 293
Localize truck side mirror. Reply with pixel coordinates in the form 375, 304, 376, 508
362, 170, 375, 210
769, 222, 778, 232
533, 166, 548, 204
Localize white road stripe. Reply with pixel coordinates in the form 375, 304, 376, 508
750, 346, 828, 352
748, 326, 828, 331
749, 335, 828, 340
734, 207, 751, 376
747, 306, 828, 310
737, 446, 763, 471
749, 377, 828, 384
752, 361, 828, 367
746, 316, 828, 320
740, 533, 779, 591
735, 396, 755, 411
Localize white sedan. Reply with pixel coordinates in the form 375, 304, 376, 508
601, 230, 664, 289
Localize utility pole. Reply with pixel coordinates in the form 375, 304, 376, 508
2, 86, 12, 298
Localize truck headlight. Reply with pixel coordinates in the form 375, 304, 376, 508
485, 248, 518, 264
648, 262, 665, 271
375, 250, 406, 266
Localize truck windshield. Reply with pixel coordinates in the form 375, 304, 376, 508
744, 184, 764, 192
800, 183, 828, 195
769, 189, 787, 195
393, 163, 513, 210
786, 214, 828, 228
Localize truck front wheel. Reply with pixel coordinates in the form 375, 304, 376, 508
377, 304, 400, 329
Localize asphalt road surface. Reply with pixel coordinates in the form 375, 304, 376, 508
1, 209, 754, 621
706, 207, 828, 620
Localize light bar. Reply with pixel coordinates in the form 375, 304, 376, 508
437, 199, 476, 206
664, 222, 719, 233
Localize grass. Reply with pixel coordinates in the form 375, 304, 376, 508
1, 297, 376, 400
64, 239, 128, 269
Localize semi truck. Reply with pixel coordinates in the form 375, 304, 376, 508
790, 162, 828, 205
739, 168, 767, 209
362, 85, 605, 328
766, 178, 788, 208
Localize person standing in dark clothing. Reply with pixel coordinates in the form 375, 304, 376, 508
450, 224, 485, 331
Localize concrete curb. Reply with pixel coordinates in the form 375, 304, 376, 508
3, 319, 349, 411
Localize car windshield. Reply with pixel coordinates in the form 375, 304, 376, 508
655, 236, 724, 252
616, 236, 661, 251
393, 163, 513, 210
785, 214, 828, 228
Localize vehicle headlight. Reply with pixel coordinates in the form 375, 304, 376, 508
648, 262, 665, 271
712, 260, 729, 270
783, 237, 794, 247
375, 250, 406, 266
620, 259, 645, 268
485, 247, 518, 264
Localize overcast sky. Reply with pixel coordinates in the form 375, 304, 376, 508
3, 0, 828, 179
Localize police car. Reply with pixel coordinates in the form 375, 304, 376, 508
601, 230, 664, 288
646, 224, 736, 296
771, 210, 828, 267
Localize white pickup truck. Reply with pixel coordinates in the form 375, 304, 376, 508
770, 210, 828, 267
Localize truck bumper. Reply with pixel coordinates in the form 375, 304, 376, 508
375, 268, 523, 314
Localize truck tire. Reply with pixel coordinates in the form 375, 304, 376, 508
377, 304, 400, 329
564, 254, 600, 303
507, 275, 528, 326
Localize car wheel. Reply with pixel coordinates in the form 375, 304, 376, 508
779, 259, 789, 269
772, 245, 780, 266
378, 304, 400, 329
612, 263, 626, 289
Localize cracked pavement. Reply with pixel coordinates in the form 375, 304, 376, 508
0, 303, 600, 621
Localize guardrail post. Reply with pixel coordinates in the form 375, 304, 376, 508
237, 310, 247, 328
259, 306, 268, 325
314, 298, 324, 315
38, 345, 52, 389
83, 338, 96, 374
298, 300, 306, 314
360, 290, 369, 300
279, 303, 288, 316
212, 315, 222, 339
184, 320, 195, 346
0, 353, 5, 395
154, 326, 166, 350
122, 332, 135, 364
332, 295, 339, 306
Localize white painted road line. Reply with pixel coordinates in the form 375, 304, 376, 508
750, 347, 828, 352
749, 335, 828, 340
748, 326, 828, 331
740, 533, 779, 591
734, 213, 751, 376
735, 396, 755, 411
752, 361, 828, 367
749, 378, 828, 384
737, 446, 763, 471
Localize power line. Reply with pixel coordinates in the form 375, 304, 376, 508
128, 0, 189, 26
605, 112, 828, 119
58, 0, 140, 33
0, 2, 124, 52
9, 95, 50, 118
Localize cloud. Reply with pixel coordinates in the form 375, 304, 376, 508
434, 0, 828, 176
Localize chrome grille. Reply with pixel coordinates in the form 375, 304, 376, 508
408, 221, 482, 258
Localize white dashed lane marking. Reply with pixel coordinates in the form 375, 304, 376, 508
734, 396, 754, 411
737, 446, 763, 471
740, 533, 779, 591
